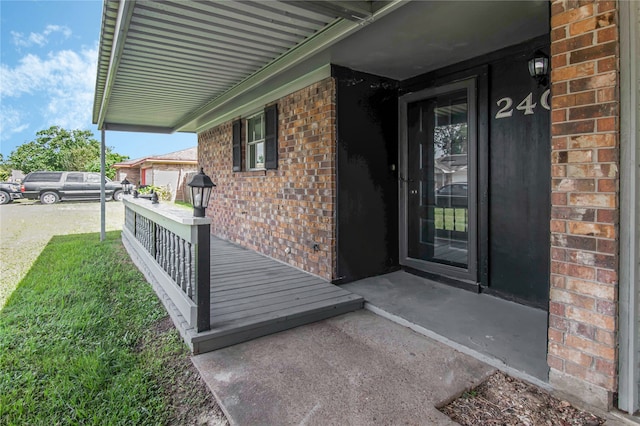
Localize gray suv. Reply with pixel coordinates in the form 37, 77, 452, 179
21, 171, 124, 204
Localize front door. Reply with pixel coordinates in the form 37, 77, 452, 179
400, 79, 477, 283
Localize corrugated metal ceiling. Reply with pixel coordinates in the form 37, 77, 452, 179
93, 0, 386, 134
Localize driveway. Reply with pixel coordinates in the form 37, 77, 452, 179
0, 199, 125, 307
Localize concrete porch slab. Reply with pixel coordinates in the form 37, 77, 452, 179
192, 310, 495, 426
342, 271, 549, 382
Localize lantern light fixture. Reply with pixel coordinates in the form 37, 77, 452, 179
120, 178, 133, 195
187, 168, 216, 217
528, 50, 549, 87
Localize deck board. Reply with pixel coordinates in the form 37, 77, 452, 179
188, 235, 363, 353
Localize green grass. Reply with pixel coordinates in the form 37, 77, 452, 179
434, 207, 468, 232
174, 200, 192, 209
0, 231, 187, 425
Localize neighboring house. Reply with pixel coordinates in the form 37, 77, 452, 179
92, 0, 640, 415
112, 147, 197, 202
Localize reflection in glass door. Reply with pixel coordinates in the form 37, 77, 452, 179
400, 79, 477, 281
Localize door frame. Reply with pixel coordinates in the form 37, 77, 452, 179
398, 78, 478, 283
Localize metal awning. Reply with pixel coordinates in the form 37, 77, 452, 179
93, 0, 399, 134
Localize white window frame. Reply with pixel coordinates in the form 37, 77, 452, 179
246, 112, 265, 170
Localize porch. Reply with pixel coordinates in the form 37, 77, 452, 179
121, 198, 364, 354
342, 272, 549, 384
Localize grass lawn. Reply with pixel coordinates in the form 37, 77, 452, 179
0, 231, 224, 425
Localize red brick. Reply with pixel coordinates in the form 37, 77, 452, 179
552, 109, 568, 124
569, 321, 596, 340
597, 238, 616, 254
549, 342, 593, 367
551, 206, 596, 221
552, 191, 568, 205
567, 220, 615, 237
565, 362, 616, 389
596, 117, 616, 131
549, 328, 565, 343
596, 299, 617, 316
595, 328, 615, 346
596, 1, 616, 13
597, 87, 617, 103
569, 133, 615, 148
551, 220, 567, 234
568, 102, 617, 121
552, 233, 597, 251
595, 358, 616, 377
566, 163, 617, 178
550, 313, 570, 331
597, 56, 617, 72
548, 354, 565, 371
552, 54, 569, 70
552, 26, 567, 42
551, 4, 595, 28
566, 305, 615, 331
596, 178, 616, 192
552, 90, 596, 109
551, 274, 567, 289
568, 193, 616, 208
551, 33, 595, 55
552, 120, 595, 136
566, 334, 615, 360
550, 288, 595, 310
553, 178, 595, 191
567, 278, 615, 300
597, 148, 617, 162
569, 72, 617, 92
550, 301, 566, 316
597, 26, 617, 43
552, 164, 567, 178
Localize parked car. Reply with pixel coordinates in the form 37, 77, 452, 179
0, 182, 23, 205
21, 171, 124, 204
435, 182, 468, 207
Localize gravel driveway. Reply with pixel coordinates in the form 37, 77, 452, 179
0, 199, 125, 307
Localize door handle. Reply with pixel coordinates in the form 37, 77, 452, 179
410, 189, 418, 195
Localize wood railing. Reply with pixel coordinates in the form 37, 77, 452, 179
122, 198, 210, 332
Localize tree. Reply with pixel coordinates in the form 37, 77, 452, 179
0, 154, 11, 181
7, 126, 128, 179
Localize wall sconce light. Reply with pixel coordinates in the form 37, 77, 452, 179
528, 50, 549, 87
187, 168, 216, 217
120, 178, 132, 195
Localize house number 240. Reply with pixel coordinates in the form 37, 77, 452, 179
494, 89, 551, 119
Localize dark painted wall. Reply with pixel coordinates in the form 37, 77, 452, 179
487, 44, 551, 308
333, 65, 400, 283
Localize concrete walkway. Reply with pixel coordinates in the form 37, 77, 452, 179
192, 310, 495, 425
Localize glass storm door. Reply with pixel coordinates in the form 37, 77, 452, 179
400, 79, 477, 283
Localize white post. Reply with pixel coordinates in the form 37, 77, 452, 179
100, 129, 106, 242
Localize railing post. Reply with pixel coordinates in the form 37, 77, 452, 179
196, 223, 211, 332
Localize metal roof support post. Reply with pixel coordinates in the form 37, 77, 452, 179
100, 128, 106, 242
618, 0, 639, 413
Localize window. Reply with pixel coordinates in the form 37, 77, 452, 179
246, 113, 265, 170
66, 173, 84, 183
87, 173, 101, 184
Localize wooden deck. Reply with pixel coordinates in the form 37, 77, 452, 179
187, 237, 364, 354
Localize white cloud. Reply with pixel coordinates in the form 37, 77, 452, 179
0, 106, 29, 142
0, 45, 98, 134
11, 25, 72, 48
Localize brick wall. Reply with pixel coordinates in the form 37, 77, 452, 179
198, 78, 337, 280
548, 0, 619, 408
116, 168, 141, 187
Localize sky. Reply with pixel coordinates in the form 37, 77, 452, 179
0, 0, 196, 161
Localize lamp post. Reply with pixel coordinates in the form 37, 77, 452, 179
187, 168, 215, 217
120, 178, 133, 195
528, 50, 549, 87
